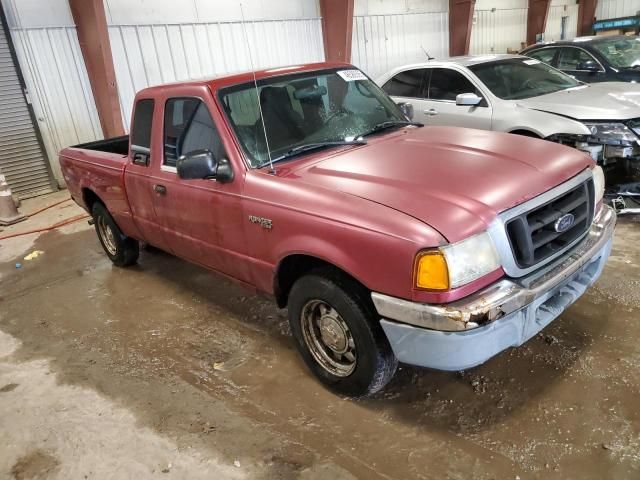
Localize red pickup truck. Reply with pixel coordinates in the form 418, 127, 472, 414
60, 62, 616, 396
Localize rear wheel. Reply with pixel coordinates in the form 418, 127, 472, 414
92, 203, 139, 267
288, 269, 397, 397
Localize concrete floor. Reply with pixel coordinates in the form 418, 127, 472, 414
0, 191, 638, 480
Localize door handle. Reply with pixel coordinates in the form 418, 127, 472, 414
154, 184, 167, 195
424, 108, 438, 116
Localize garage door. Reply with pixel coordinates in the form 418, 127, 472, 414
0, 20, 55, 198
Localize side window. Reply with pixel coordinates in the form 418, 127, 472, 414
557, 48, 597, 71
130, 99, 154, 150
382, 69, 425, 98
163, 98, 226, 168
527, 48, 557, 65
428, 68, 478, 101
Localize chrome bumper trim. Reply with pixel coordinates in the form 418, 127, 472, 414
372, 205, 616, 332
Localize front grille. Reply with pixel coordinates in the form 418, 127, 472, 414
505, 180, 594, 269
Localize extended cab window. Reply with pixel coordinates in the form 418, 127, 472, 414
382, 69, 425, 98
131, 99, 154, 150
163, 98, 226, 168
428, 68, 477, 101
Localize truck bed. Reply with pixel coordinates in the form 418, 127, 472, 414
72, 135, 129, 156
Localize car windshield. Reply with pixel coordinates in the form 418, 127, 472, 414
592, 37, 640, 69
468, 58, 581, 100
219, 68, 408, 167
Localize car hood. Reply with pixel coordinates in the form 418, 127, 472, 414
517, 82, 640, 120
285, 126, 593, 243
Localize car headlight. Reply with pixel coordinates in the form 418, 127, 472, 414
583, 122, 638, 146
592, 165, 605, 205
415, 232, 501, 290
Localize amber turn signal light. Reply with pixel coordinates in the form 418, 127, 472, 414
414, 250, 450, 291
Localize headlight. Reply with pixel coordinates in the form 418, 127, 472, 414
583, 122, 638, 146
592, 165, 605, 205
415, 232, 501, 290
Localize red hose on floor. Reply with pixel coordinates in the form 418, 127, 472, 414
25, 197, 72, 217
0, 214, 90, 241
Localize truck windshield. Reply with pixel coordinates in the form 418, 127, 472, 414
592, 37, 640, 69
468, 58, 581, 100
219, 68, 408, 168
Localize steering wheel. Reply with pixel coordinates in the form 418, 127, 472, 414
324, 106, 350, 125
521, 78, 539, 90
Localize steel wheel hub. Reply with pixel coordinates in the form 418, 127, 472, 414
97, 217, 117, 255
300, 300, 357, 377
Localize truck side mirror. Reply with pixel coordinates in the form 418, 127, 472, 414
456, 93, 483, 106
177, 149, 233, 183
396, 102, 414, 120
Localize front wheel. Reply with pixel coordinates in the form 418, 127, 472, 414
92, 203, 139, 267
288, 269, 398, 397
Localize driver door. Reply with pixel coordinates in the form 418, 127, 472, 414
421, 67, 492, 131
150, 89, 251, 283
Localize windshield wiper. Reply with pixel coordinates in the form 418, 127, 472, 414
259, 140, 367, 168
357, 120, 423, 138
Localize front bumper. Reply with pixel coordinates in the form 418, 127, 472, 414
373, 205, 616, 371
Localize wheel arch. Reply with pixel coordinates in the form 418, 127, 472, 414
81, 187, 104, 212
273, 253, 370, 309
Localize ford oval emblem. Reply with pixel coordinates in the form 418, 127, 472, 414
554, 213, 575, 233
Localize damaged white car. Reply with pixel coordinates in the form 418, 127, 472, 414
378, 55, 640, 175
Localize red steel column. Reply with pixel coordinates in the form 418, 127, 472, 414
69, 0, 124, 137
577, 0, 598, 37
319, 0, 354, 62
526, 0, 551, 46
449, 0, 476, 56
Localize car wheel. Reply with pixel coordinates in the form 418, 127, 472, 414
92, 202, 139, 267
288, 268, 398, 397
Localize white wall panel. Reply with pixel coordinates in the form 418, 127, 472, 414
104, 0, 320, 23
5, 26, 102, 181
596, 0, 640, 20
109, 19, 325, 129
474, 0, 527, 9
470, 8, 528, 54
351, 11, 449, 80
1, 0, 73, 28
545, 3, 579, 41
355, 0, 448, 15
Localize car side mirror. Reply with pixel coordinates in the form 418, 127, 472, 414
456, 93, 483, 106
397, 102, 414, 120
577, 60, 599, 72
177, 149, 233, 183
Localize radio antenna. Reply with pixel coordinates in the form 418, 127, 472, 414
240, 3, 274, 173
421, 45, 435, 61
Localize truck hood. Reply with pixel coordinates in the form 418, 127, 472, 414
286, 126, 593, 243
517, 82, 640, 121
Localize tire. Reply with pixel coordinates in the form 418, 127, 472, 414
288, 268, 398, 397
92, 202, 139, 267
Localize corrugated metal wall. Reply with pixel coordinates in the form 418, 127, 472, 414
596, 0, 640, 20
9, 26, 103, 178
470, 8, 528, 54
545, 3, 579, 41
351, 11, 449, 80
0, 19, 55, 198
108, 19, 325, 129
